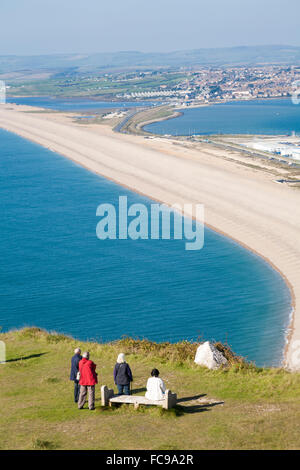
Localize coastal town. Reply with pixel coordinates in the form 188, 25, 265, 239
119, 65, 300, 105
5, 64, 300, 107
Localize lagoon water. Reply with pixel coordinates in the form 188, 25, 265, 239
6, 96, 155, 111
145, 99, 300, 136
0, 129, 291, 366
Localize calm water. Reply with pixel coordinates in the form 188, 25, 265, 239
0, 129, 291, 366
7, 96, 156, 111
145, 99, 300, 136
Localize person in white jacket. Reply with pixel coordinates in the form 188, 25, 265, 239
145, 368, 166, 401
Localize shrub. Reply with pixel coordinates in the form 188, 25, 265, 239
114, 337, 248, 367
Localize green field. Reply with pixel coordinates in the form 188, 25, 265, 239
0, 328, 300, 450
7, 72, 184, 99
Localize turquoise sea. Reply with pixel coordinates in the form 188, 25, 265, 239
145, 98, 300, 136
0, 128, 291, 366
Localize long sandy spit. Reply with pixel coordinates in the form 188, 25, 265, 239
1, 104, 300, 370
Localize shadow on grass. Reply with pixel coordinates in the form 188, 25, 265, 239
175, 393, 224, 415
6, 352, 48, 363
176, 402, 224, 414
177, 394, 207, 403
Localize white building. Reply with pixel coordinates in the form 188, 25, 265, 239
243, 139, 300, 161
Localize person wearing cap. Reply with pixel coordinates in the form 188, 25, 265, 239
70, 347, 82, 403
78, 352, 98, 410
113, 353, 133, 395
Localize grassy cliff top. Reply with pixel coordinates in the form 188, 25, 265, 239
0, 327, 299, 450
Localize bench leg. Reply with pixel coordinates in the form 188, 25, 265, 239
163, 390, 177, 409
101, 385, 114, 406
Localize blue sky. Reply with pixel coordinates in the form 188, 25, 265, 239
1, 0, 300, 55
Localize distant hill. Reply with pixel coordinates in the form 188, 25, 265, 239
1, 45, 300, 76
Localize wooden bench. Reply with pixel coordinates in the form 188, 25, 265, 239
101, 385, 177, 410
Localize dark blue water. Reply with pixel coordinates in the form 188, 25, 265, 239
0, 129, 291, 366
7, 96, 156, 111
145, 99, 300, 136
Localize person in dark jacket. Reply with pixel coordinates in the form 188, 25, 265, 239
70, 347, 82, 403
113, 353, 133, 395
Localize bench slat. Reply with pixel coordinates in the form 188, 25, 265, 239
110, 395, 164, 406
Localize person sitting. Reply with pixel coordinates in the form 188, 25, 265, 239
113, 353, 133, 395
70, 347, 82, 403
145, 368, 166, 401
78, 352, 98, 410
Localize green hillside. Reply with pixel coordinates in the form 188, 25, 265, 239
0, 328, 299, 450
1, 45, 300, 75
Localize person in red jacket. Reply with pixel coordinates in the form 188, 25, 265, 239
77, 351, 98, 410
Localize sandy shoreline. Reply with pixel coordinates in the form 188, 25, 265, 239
1, 103, 300, 370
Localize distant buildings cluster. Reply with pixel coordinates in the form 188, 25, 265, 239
120, 65, 300, 106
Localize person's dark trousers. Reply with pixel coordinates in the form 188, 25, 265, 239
117, 384, 130, 395
74, 380, 80, 403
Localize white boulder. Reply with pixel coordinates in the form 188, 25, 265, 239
194, 341, 228, 370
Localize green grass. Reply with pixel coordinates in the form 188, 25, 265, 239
7, 72, 184, 98
0, 328, 300, 450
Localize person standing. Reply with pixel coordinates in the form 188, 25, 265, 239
70, 347, 82, 403
78, 352, 98, 410
113, 353, 133, 395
